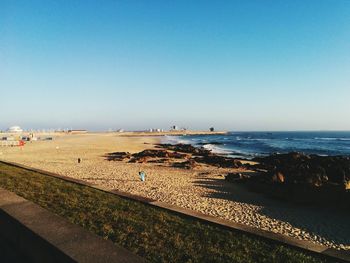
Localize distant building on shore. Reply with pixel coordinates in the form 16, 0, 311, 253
7, 126, 23, 133
170, 125, 179, 131
67, 129, 87, 134
148, 128, 164, 132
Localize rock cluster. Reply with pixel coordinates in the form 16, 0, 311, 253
247, 152, 350, 208
194, 155, 242, 168
172, 159, 198, 169
253, 152, 350, 187
106, 144, 244, 169
156, 143, 211, 156
225, 173, 244, 182
158, 144, 243, 168
105, 152, 131, 161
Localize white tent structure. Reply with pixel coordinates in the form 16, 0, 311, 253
7, 126, 23, 133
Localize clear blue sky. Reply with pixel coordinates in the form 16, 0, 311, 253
1, 0, 350, 131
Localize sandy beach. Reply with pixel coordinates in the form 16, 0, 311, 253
0, 133, 349, 250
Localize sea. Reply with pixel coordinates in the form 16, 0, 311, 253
163, 131, 350, 159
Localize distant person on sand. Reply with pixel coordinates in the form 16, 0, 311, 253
139, 171, 146, 182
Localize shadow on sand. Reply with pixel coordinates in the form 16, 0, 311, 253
81, 177, 138, 182
193, 175, 350, 245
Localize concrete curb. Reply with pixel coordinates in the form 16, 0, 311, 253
0, 188, 146, 263
1, 160, 349, 262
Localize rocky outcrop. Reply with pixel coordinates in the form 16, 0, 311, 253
106, 144, 244, 169
105, 152, 131, 161
253, 152, 350, 187
197, 141, 223, 145
172, 159, 198, 169
156, 144, 211, 156
225, 173, 243, 182
129, 149, 187, 163
133, 149, 170, 158
245, 152, 350, 208
194, 155, 242, 168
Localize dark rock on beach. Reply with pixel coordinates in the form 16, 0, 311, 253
147, 158, 170, 164
194, 155, 242, 168
129, 156, 149, 163
130, 149, 187, 162
167, 151, 188, 159
156, 144, 211, 156
105, 152, 131, 161
247, 152, 350, 208
225, 173, 242, 182
253, 152, 350, 187
156, 143, 246, 168
172, 159, 198, 169
107, 143, 245, 169
133, 149, 169, 158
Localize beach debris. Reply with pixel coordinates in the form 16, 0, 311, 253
78, 158, 81, 163
139, 171, 146, 182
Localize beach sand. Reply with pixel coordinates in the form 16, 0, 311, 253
0, 133, 349, 250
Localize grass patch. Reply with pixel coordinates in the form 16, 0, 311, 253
0, 162, 335, 263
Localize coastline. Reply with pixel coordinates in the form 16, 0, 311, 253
161, 131, 350, 159
113, 130, 228, 137
0, 133, 349, 250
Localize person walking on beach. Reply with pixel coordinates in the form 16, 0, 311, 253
139, 171, 146, 182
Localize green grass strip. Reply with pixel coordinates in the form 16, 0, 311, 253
0, 163, 334, 263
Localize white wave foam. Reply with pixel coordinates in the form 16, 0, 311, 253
162, 136, 191, 145
246, 138, 270, 141
314, 137, 350, 141
202, 144, 232, 155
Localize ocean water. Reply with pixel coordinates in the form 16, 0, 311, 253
163, 131, 350, 159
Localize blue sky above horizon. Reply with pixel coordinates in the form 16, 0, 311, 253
1, 0, 350, 131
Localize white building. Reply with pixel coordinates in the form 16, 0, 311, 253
7, 126, 23, 133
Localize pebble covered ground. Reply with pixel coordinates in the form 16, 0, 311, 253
1, 133, 349, 250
